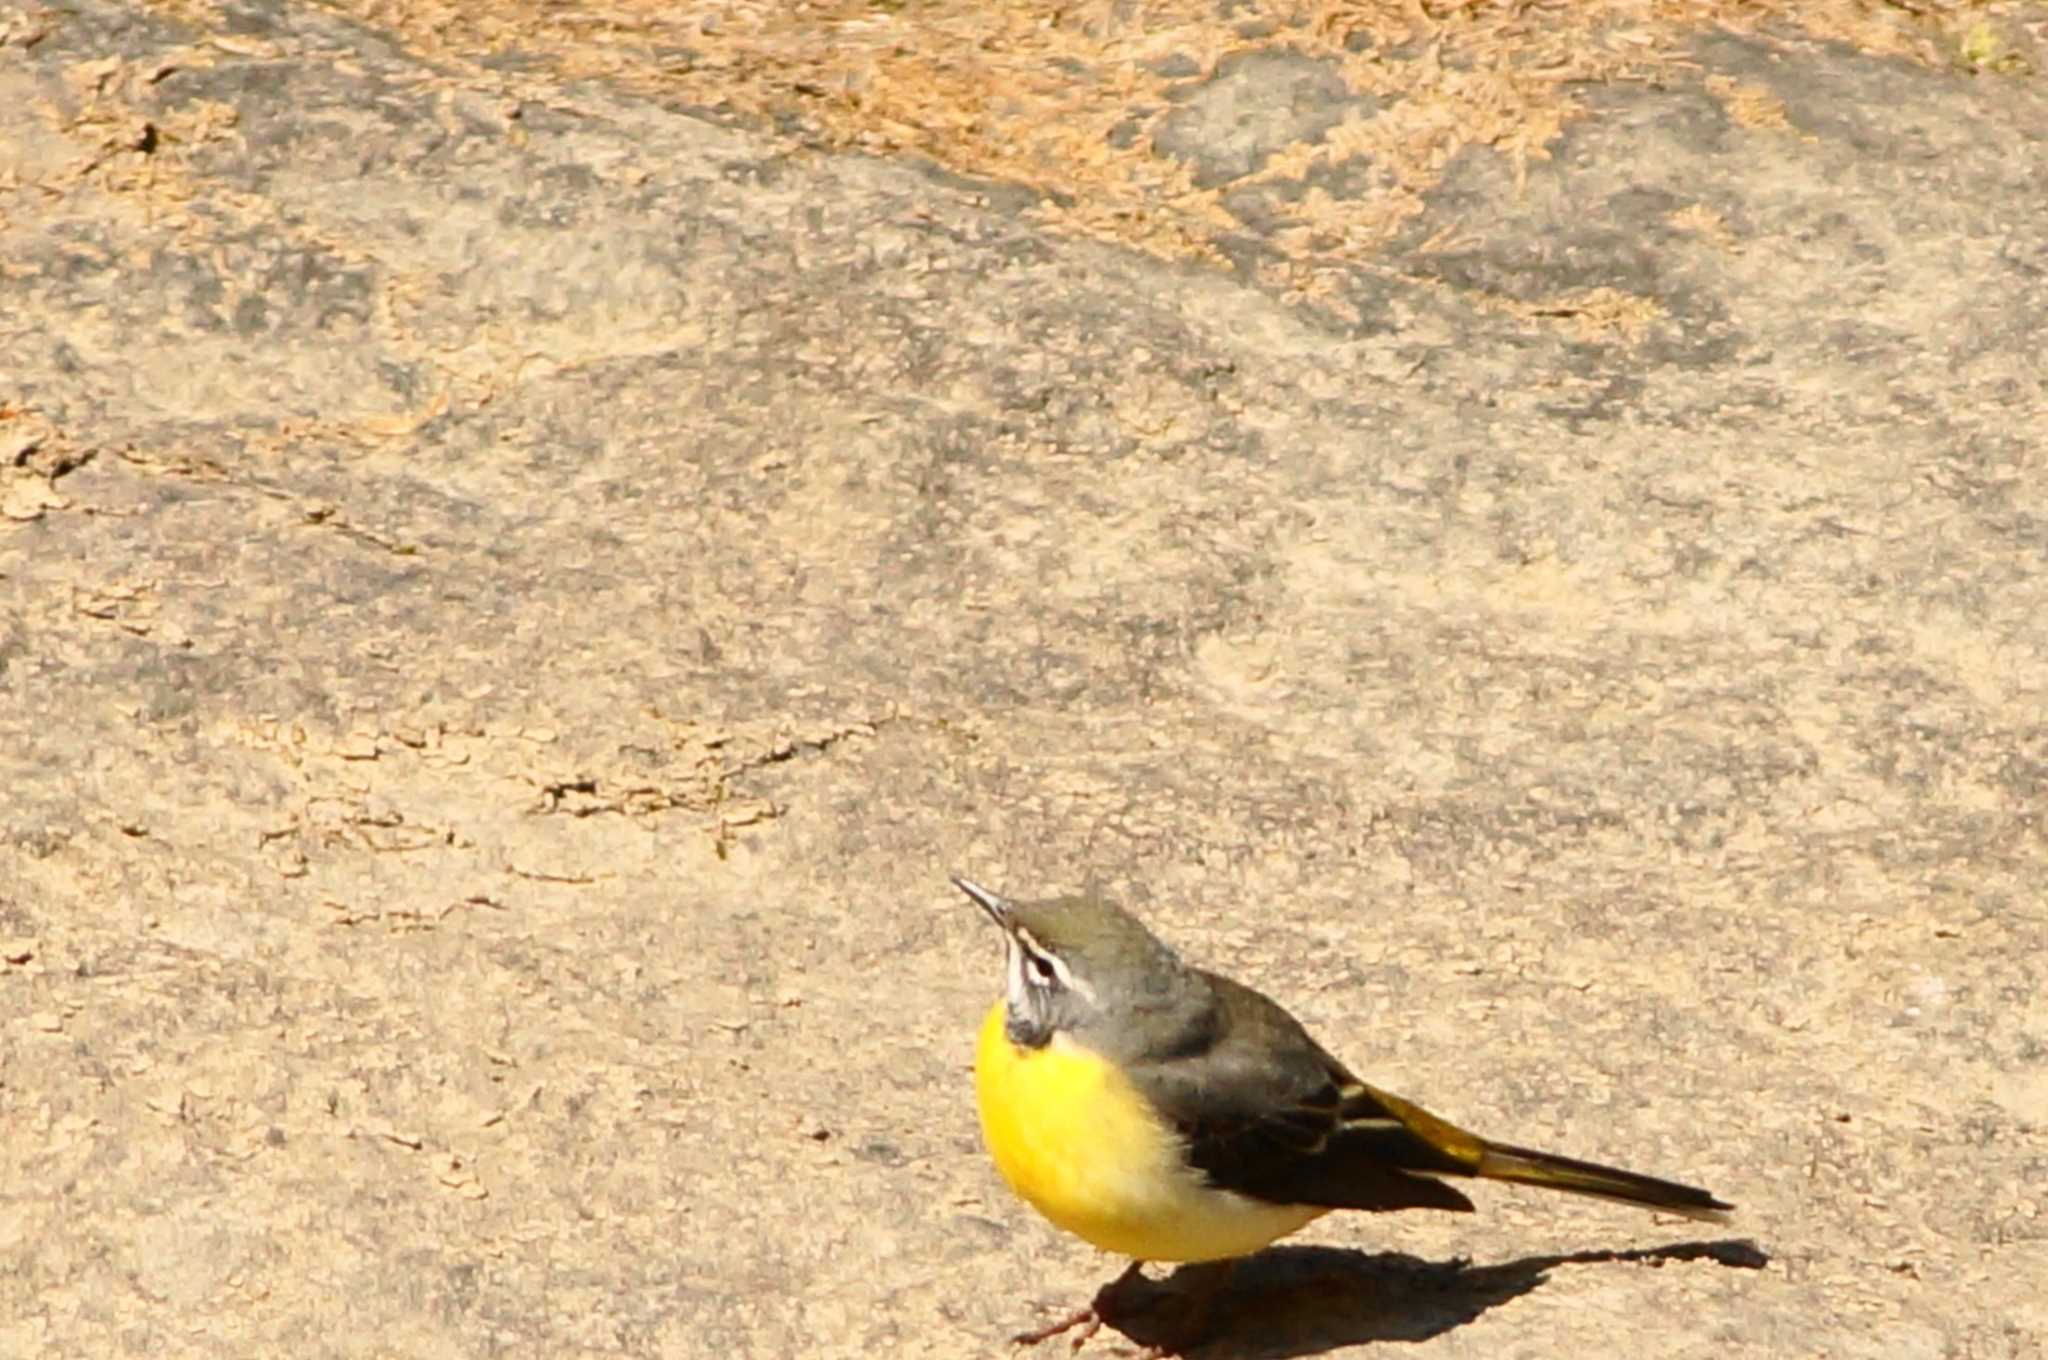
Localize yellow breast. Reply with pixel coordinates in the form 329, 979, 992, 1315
973, 1002, 1324, 1263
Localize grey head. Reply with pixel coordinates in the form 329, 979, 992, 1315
953, 876, 1216, 1062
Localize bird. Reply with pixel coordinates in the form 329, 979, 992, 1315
954, 876, 1732, 1348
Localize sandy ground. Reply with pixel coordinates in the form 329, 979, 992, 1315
4, 1, 2047, 1356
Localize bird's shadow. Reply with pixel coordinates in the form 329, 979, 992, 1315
1092, 1238, 1770, 1358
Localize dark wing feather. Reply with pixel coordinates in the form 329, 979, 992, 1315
1125, 971, 1480, 1214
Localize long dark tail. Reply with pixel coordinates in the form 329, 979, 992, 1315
1340, 1079, 1733, 1222
1475, 1140, 1733, 1222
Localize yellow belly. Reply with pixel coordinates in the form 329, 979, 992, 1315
974, 1002, 1324, 1262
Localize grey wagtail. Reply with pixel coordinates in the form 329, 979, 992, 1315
955, 877, 1731, 1344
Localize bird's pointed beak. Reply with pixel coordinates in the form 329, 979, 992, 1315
951, 876, 1011, 929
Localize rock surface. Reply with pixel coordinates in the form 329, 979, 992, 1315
3, 1, 2045, 1356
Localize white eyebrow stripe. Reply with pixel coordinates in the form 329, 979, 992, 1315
1009, 925, 1091, 1000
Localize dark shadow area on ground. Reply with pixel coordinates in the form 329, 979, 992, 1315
1081, 1238, 1769, 1357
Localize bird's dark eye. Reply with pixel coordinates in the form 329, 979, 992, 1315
1025, 952, 1059, 987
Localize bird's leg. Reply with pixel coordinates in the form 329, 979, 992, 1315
1126, 1259, 1235, 1358
1011, 1261, 1147, 1349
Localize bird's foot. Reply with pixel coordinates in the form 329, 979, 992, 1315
1011, 1260, 1231, 1357
1011, 1262, 1147, 1350
1009, 1305, 1105, 1350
